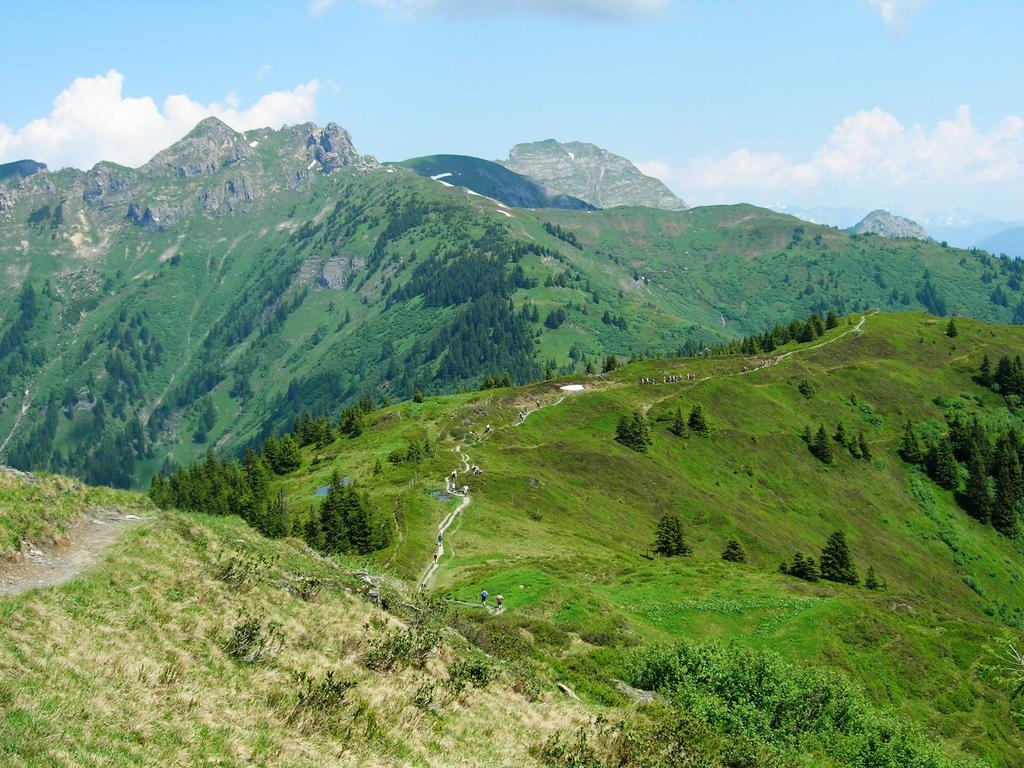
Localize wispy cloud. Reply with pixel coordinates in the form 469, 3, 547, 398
347, 0, 667, 21
0, 70, 322, 170
636, 159, 673, 183
308, 0, 338, 17
684, 106, 1024, 194
866, 0, 929, 26
257, 63, 273, 79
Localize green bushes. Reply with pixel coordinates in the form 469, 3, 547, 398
622, 641, 969, 768
223, 614, 285, 664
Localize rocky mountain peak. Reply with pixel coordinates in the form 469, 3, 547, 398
140, 117, 253, 178
500, 139, 686, 211
848, 210, 930, 241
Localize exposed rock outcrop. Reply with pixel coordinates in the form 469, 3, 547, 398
848, 210, 929, 241
500, 140, 686, 211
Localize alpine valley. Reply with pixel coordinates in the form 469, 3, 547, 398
2, 118, 1024, 768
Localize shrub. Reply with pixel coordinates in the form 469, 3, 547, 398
285, 670, 355, 733
223, 614, 285, 664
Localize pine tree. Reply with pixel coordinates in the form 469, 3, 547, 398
721, 538, 746, 562
413, 389, 424, 403
825, 310, 838, 330
978, 354, 992, 387
898, 422, 924, 465
602, 355, 618, 373
616, 410, 653, 452
688, 405, 710, 436
801, 425, 812, 444
669, 408, 686, 437
819, 530, 858, 585
963, 442, 991, 523
992, 434, 1022, 537
811, 425, 834, 464
927, 438, 959, 490
319, 471, 350, 553
945, 317, 958, 337
834, 422, 850, 447
865, 566, 881, 591
585, 360, 596, 375
858, 432, 872, 461
654, 514, 690, 556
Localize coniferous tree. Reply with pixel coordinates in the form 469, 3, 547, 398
834, 422, 850, 447
865, 566, 881, 591
963, 443, 991, 524
857, 432, 872, 461
654, 514, 691, 556
978, 354, 992, 387
319, 470, 350, 553
825, 310, 838, 330
669, 408, 686, 437
819, 530, 858, 585
811, 425, 834, 464
721, 538, 746, 563
898, 422, 924, 465
801, 425, 813, 444
945, 317, 958, 337
992, 434, 1023, 537
927, 438, 960, 490
413, 389, 424, 403
602, 355, 618, 373
616, 410, 653, 452
688, 405, 710, 436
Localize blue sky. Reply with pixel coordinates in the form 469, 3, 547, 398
1, 0, 1022, 219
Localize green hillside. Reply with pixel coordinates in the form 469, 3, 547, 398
152, 310, 1024, 765
3, 121, 1024, 493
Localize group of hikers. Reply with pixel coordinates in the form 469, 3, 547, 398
639, 373, 696, 384
480, 589, 503, 611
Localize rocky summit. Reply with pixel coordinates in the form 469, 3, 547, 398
848, 209, 930, 240
499, 139, 687, 211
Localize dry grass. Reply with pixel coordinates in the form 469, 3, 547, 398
0, 509, 588, 767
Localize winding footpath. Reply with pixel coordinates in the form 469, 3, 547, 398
418, 446, 471, 589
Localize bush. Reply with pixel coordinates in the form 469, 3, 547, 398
285, 670, 355, 733
223, 614, 285, 664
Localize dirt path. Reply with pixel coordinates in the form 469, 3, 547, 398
0, 510, 147, 598
418, 446, 472, 589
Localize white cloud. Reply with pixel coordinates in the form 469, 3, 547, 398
309, 0, 338, 17
866, 0, 929, 25
257, 63, 272, 79
636, 159, 673, 183
353, 0, 667, 21
0, 70, 322, 170
684, 106, 1024, 193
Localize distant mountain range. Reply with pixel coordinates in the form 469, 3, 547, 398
776, 204, 1024, 255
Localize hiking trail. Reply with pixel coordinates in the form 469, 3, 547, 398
0, 509, 148, 598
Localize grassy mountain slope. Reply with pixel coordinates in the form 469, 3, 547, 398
260, 311, 1024, 765
0, 486, 586, 766
2, 120, 1024, 491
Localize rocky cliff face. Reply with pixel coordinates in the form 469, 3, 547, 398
848, 210, 930, 241
499, 139, 686, 211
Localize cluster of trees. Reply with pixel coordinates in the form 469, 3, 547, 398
616, 410, 653, 452
150, 450, 290, 539
600, 310, 628, 331
803, 423, 871, 465
978, 353, 1024, 397
305, 470, 390, 555
779, 531, 875, 587
479, 372, 513, 390
542, 221, 581, 249
707, 309, 840, 359
900, 414, 1023, 537
669, 405, 709, 437
544, 307, 567, 329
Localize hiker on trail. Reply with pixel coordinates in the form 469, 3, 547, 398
433, 551, 438, 563
496, 594, 504, 610
481, 589, 488, 607
437, 532, 443, 544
